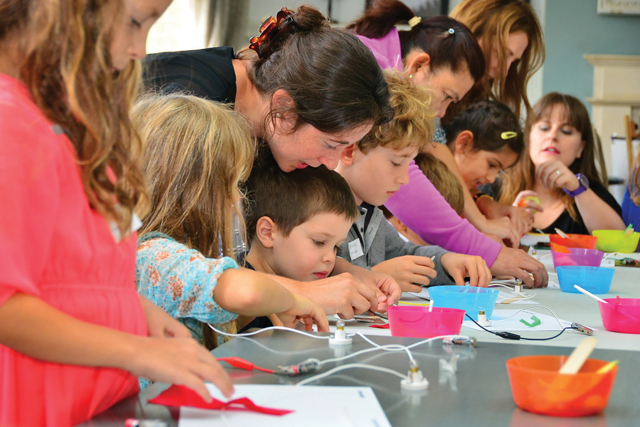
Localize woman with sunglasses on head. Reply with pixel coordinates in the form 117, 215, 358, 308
143, 5, 402, 320
348, 0, 547, 288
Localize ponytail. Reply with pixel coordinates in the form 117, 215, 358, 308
348, 1, 485, 84
346, 0, 414, 39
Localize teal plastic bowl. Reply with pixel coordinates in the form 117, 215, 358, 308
556, 266, 615, 294
429, 286, 499, 320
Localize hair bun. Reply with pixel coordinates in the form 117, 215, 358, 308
249, 6, 329, 59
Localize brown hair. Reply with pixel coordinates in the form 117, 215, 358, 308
451, 0, 545, 119
498, 93, 607, 221
2, 0, 147, 236
348, 0, 485, 83
135, 93, 255, 259
415, 153, 465, 215
359, 70, 436, 153
244, 161, 358, 244
238, 5, 394, 136
444, 100, 524, 162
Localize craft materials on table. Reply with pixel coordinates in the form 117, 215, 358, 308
175, 384, 391, 427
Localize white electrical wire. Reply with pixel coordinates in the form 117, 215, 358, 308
208, 323, 342, 340
488, 304, 565, 329
295, 363, 408, 387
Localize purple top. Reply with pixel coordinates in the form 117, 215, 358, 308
356, 31, 502, 266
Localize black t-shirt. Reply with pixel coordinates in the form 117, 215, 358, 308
235, 252, 274, 333
540, 181, 622, 235
482, 180, 623, 235
142, 47, 237, 104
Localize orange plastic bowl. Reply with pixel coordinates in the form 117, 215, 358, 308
549, 233, 598, 250
506, 355, 618, 417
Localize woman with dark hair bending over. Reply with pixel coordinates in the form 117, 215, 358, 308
143, 5, 402, 317
349, 0, 547, 287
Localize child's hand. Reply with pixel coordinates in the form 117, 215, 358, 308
128, 336, 234, 402
372, 255, 436, 292
482, 217, 521, 248
277, 294, 329, 332
440, 253, 491, 288
139, 295, 192, 339
513, 190, 543, 213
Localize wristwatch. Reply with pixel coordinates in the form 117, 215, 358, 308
564, 173, 589, 197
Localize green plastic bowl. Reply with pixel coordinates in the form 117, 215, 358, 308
592, 230, 640, 253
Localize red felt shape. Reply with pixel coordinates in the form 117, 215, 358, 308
149, 385, 293, 416
369, 323, 390, 329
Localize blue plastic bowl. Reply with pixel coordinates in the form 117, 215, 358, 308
556, 266, 615, 294
429, 286, 499, 320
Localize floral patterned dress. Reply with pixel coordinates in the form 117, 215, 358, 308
135, 232, 239, 346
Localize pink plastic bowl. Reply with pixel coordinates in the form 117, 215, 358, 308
598, 298, 640, 334
551, 247, 604, 268
387, 306, 464, 338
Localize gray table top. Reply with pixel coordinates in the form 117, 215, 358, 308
78, 251, 640, 426
79, 330, 640, 427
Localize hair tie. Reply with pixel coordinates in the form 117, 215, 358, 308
408, 16, 422, 28
249, 7, 296, 59
501, 131, 517, 140
448, 28, 455, 35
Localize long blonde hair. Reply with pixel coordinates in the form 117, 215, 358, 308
134, 94, 256, 259
1, 0, 147, 236
451, 0, 545, 120
499, 93, 607, 221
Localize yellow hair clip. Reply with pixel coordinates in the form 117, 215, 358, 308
408, 16, 422, 28
501, 131, 517, 140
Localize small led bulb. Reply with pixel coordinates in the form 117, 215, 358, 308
477, 309, 492, 327
329, 320, 352, 345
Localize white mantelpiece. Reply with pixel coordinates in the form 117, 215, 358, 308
585, 54, 640, 177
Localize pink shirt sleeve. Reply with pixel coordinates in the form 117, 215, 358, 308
384, 162, 501, 266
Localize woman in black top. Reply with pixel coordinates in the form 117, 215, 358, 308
498, 93, 625, 234
142, 6, 402, 318
143, 5, 393, 172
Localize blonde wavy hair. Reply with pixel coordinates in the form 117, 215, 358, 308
134, 94, 256, 259
451, 0, 545, 120
359, 70, 436, 153
2, 0, 147, 236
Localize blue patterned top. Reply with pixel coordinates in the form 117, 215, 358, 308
135, 232, 239, 342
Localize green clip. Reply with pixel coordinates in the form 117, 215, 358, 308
519, 315, 541, 328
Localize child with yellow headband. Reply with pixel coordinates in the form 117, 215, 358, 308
444, 100, 531, 236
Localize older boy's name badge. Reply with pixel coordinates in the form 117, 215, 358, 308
348, 239, 364, 260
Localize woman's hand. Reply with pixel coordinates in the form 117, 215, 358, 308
440, 253, 491, 288
536, 160, 579, 191
276, 294, 330, 332
371, 255, 436, 293
139, 295, 192, 339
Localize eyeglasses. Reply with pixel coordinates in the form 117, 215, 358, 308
249, 7, 294, 58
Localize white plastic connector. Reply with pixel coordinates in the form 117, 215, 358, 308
477, 309, 492, 327
514, 283, 524, 295
329, 320, 353, 345
401, 364, 429, 391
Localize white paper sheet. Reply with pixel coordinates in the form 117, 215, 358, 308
179, 384, 391, 427
463, 309, 573, 332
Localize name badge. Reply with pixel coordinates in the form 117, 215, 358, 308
348, 239, 365, 260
